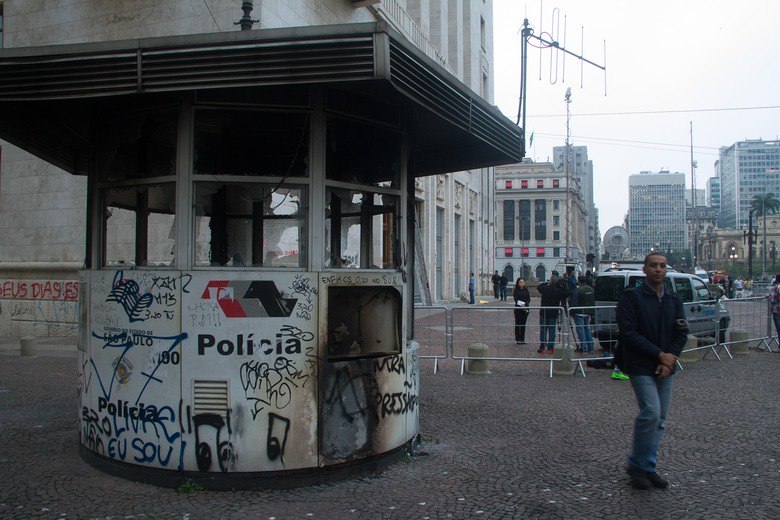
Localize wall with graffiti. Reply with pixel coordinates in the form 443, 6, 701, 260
0, 278, 80, 336
78, 268, 419, 475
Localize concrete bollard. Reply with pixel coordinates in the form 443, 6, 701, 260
678, 335, 700, 364
727, 329, 750, 355
552, 342, 576, 376
20, 336, 38, 357
467, 342, 490, 374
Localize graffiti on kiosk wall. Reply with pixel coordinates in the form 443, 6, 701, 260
0, 279, 79, 300
193, 412, 236, 472
81, 396, 238, 472
105, 270, 191, 322
321, 352, 419, 461
288, 274, 317, 321
90, 329, 187, 404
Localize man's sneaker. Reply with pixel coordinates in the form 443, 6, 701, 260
537, 347, 545, 353
546, 348, 554, 355
646, 471, 669, 489
611, 370, 630, 381
626, 465, 653, 490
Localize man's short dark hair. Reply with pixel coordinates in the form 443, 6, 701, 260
644, 251, 666, 265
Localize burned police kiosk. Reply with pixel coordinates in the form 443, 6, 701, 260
0, 23, 522, 488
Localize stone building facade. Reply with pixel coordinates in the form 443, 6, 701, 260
494, 159, 588, 283
0, 0, 500, 337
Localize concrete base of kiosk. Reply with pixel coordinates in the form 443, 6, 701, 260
80, 440, 415, 490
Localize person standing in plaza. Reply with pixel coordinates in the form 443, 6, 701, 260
536, 274, 570, 354
499, 272, 509, 301
766, 274, 780, 339
616, 252, 687, 490
571, 275, 595, 352
492, 270, 500, 299
468, 272, 476, 304
513, 277, 531, 344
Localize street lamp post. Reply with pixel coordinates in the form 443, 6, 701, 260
771, 240, 777, 274
729, 246, 737, 275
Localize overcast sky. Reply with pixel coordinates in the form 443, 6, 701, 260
492, 0, 780, 234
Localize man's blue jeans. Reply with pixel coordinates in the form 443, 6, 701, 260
628, 373, 674, 472
574, 314, 594, 352
539, 315, 557, 349
772, 312, 780, 342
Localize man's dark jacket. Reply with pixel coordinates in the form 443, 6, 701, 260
537, 282, 570, 320
616, 282, 688, 376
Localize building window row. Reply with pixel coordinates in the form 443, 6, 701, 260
497, 179, 561, 189
500, 247, 546, 258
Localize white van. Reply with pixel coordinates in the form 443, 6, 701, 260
592, 270, 730, 348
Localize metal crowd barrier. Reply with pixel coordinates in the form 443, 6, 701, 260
413, 298, 775, 376
413, 305, 449, 373
720, 296, 776, 352
447, 305, 571, 377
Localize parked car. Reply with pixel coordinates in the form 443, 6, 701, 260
592, 269, 731, 349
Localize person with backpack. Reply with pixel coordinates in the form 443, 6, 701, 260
571, 275, 595, 352
536, 274, 571, 354
616, 252, 688, 490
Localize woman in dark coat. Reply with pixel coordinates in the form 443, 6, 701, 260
513, 278, 532, 344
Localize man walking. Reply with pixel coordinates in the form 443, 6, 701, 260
468, 272, 476, 304
616, 252, 687, 490
491, 270, 500, 299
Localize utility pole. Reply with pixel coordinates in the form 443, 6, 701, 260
690, 121, 697, 269
564, 87, 572, 264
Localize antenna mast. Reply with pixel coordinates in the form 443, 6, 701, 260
564, 87, 572, 263
516, 16, 606, 155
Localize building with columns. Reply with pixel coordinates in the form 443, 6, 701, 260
494, 159, 588, 283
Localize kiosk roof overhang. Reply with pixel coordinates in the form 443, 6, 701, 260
0, 22, 523, 177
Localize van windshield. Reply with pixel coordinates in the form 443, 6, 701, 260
595, 275, 672, 301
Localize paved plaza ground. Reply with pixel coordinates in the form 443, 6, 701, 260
0, 335, 778, 519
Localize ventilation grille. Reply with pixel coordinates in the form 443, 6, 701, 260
0, 34, 376, 101
193, 380, 229, 415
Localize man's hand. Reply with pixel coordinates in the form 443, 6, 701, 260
658, 352, 677, 369
655, 364, 672, 379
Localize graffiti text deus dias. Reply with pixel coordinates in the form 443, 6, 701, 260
198, 332, 302, 356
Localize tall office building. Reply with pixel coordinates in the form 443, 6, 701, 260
686, 188, 705, 208
628, 171, 686, 258
717, 139, 780, 229
706, 174, 720, 210
553, 145, 600, 260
